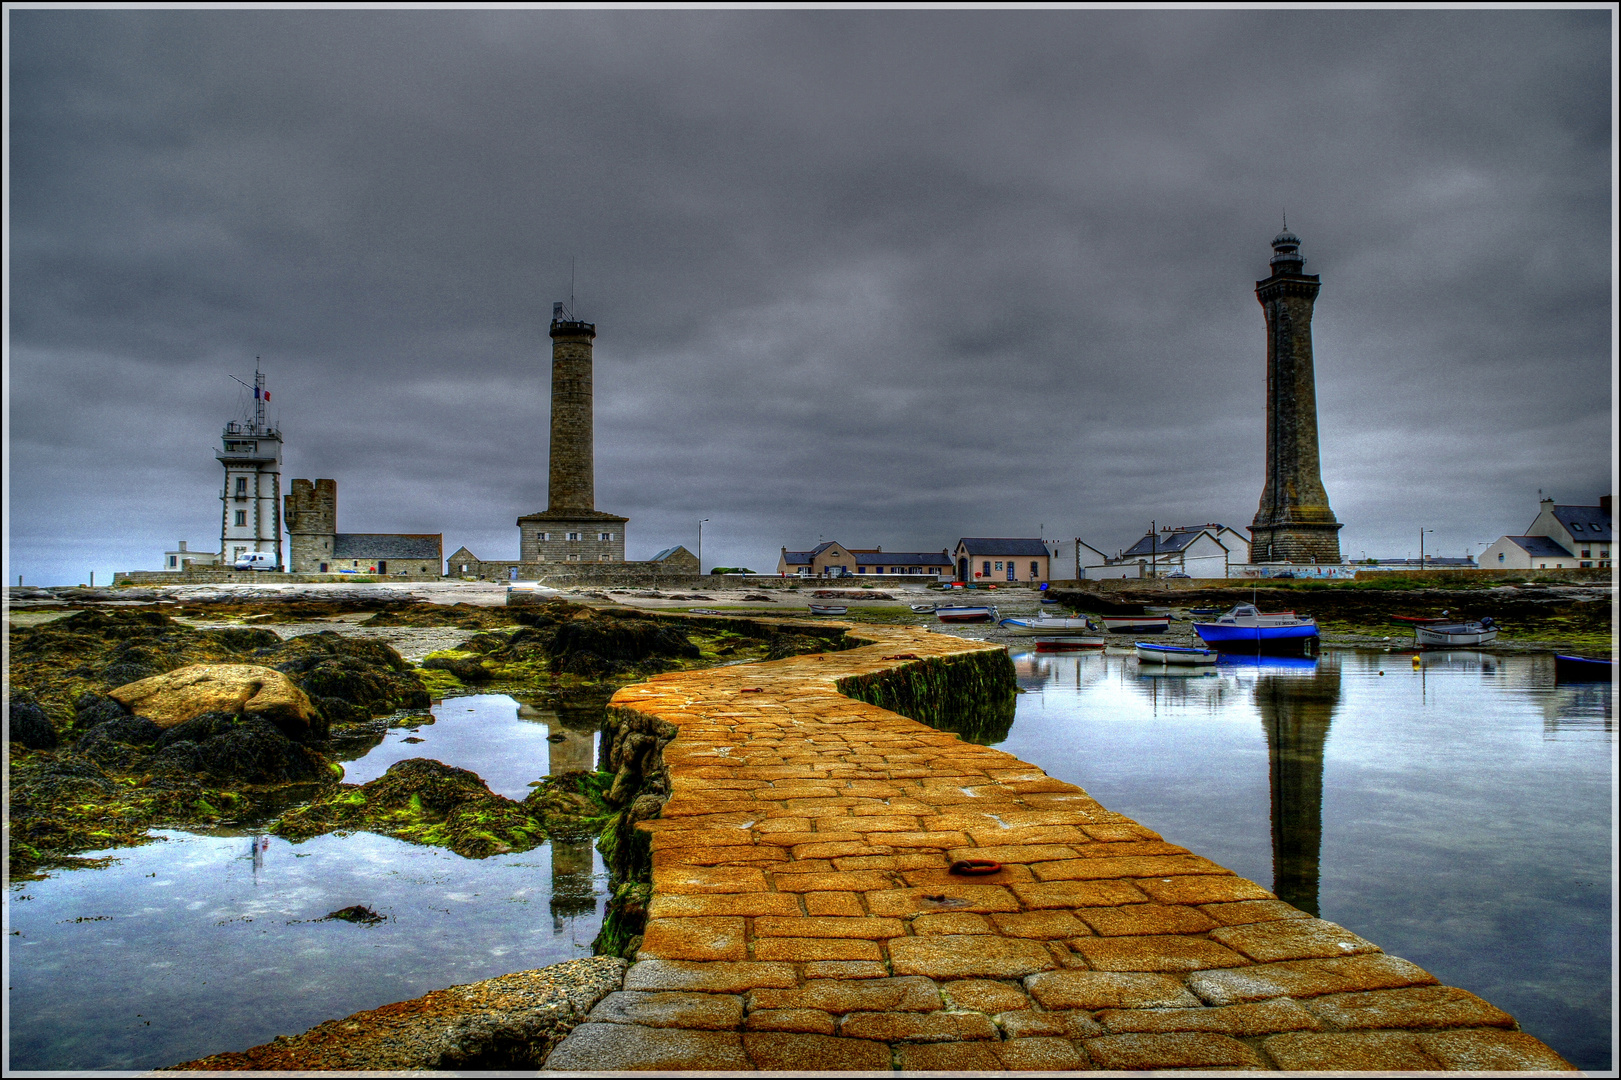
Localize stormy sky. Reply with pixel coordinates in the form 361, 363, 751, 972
6, 8, 1613, 585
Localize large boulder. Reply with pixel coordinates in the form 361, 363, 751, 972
108, 664, 317, 738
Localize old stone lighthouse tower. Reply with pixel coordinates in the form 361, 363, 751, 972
516, 304, 628, 562
1249, 227, 1343, 564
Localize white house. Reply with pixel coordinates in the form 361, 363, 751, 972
1081, 523, 1250, 579
1479, 496, 1612, 570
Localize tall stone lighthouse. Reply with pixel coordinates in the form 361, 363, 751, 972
1248, 227, 1343, 565
516, 304, 628, 563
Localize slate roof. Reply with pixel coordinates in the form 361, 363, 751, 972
650, 546, 695, 562
516, 509, 629, 524
1506, 536, 1575, 558
854, 552, 951, 566
332, 533, 443, 560
1120, 529, 1219, 558
957, 538, 1050, 557
1551, 505, 1612, 542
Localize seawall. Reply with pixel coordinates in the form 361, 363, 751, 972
544, 623, 1574, 1072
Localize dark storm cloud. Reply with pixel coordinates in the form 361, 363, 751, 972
6, 8, 1612, 583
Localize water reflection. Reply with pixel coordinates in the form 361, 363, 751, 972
1252, 657, 1340, 917
991, 646, 1612, 1071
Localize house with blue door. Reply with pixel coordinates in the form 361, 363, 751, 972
953, 538, 1053, 584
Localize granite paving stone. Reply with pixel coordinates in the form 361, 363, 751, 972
561, 621, 1569, 1074
1210, 916, 1382, 962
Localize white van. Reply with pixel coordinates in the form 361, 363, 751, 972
233, 551, 278, 571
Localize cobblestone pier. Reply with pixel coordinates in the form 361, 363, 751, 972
546, 624, 1575, 1072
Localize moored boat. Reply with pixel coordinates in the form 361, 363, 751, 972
935, 604, 998, 623
1413, 619, 1497, 648
910, 603, 938, 613
1099, 615, 1170, 635
1034, 636, 1107, 651
998, 614, 1094, 636
1136, 642, 1217, 666
807, 603, 848, 616
1193, 604, 1318, 653
1554, 654, 1615, 682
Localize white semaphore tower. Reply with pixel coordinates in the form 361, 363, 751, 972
216, 367, 284, 569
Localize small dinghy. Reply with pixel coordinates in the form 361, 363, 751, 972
807, 603, 848, 616
1100, 615, 1171, 634
1136, 641, 1217, 666
1034, 636, 1107, 651
1413, 618, 1497, 648
910, 603, 938, 613
935, 605, 998, 623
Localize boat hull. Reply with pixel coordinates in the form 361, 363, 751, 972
808, 605, 848, 616
1193, 621, 1319, 652
1413, 625, 1497, 647
1033, 636, 1107, 651
1100, 616, 1170, 634
1000, 617, 1092, 636
937, 606, 996, 623
1555, 654, 1614, 682
1136, 643, 1217, 666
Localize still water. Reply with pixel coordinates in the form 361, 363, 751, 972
6, 696, 607, 1072
998, 647, 1612, 1072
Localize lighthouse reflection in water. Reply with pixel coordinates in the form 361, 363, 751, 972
996, 647, 1610, 1072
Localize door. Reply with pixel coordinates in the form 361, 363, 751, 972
958, 557, 968, 581
1006, 561, 1016, 581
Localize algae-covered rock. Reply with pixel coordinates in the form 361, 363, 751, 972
268, 632, 430, 729
10, 699, 59, 750
109, 664, 318, 737
273, 758, 547, 858
154, 712, 335, 783
421, 655, 493, 683
547, 615, 699, 677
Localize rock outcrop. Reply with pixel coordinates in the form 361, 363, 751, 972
109, 664, 317, 737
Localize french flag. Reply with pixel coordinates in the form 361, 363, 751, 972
256, 388, 271, 402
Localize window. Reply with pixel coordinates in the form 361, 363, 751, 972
600, 554, 613, 561
538, 532, 550, 542
857, 566, 866, 574
1031, 561, 1040, 578
994, 561, 1003, 571
568, 554, 581, 561
235, 477, 248, 496
567, 532, 581, 541
599, 532, 614, 541
459, 564, 468, 573
982, 561, 991, 576
320, 563, 328, 572
234, 510, 247, 527
1498, 553, 1506, 564
1581, 561, 1592, 568
169, 556, 178, 567
1582, 549, 1591, 558
1571, 522, 1583, 532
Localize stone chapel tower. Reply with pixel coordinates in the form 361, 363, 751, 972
516, 304, 628, 564
1248, 227, 1344, 564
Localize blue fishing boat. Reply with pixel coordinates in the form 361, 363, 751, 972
1554, 654, 1614, 682
1193, 603, 1318, 653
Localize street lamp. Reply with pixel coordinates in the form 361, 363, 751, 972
698, 519, 709, 576
1419, 529, 1433, 569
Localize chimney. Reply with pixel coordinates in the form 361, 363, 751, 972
178, 540, 188, 552
1601, 495, 1612, 518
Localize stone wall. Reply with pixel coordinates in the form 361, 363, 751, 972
113, 570, 444, 585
